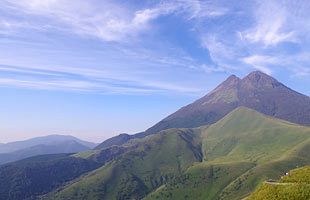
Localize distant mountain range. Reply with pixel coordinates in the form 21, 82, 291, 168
0, 135, 97, 165
0, 134, 97, 154
0, 71, 309, 200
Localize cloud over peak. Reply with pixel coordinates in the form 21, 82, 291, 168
242, 0, 297, 46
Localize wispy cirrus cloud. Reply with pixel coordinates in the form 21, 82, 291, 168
241, 55, 280, 75
0, 0, 309, 96
0, 63, 204, 95
0, 0, 230, 95
198, 0, 310, 77
0, 34, 208, 95
242, 1, 296, 46
200, 33, 248, 74
292, 67, 310, 77
1, 0, 228, 42
1, 0, 151, 42
242, 51, 310, 77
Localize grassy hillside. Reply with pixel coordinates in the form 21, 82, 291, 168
45, 107, 310, 200
218, 138, 310, 200
201, 107, 309, 164
144, 161, 254, 200
44, 129, 202, 200
246, 166, 310, 200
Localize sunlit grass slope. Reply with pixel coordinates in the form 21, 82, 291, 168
201, 107, 309, 164
218, 138, 310, 200
246, 166, 310, 200
45, 129, 202, 200
144, 108, 310, 200
144, 161, 254, 200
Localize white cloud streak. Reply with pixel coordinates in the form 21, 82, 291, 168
1, 0, 228, 42
0, 64, 203, 95
201, 34, 246, 73
241, 0, 310, 46
199, 0, 310, 77
1, 0, 309, 94
241, 55, 280, 75
0, 0, 230, 94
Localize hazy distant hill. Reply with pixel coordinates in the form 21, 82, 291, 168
96, 71, 310, 149
0, 134, 97, 154
0, 140, 90, 165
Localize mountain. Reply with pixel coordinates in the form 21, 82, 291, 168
0, 140, 90, 165
37, 107, 310, 200
0, 135, 97, 154
0, 71, 309, 200
145, 71, 310, 135
95, 71, 310, 149
247, 166, 310, 200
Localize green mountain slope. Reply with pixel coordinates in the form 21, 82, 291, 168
218, 138, 310, 200
45, 107, 310, 200
43, 129, 202, 200
201, 107, 309, 164
145, 161, 255, 200
144, 107, 310, 200
246, 166, 310, 200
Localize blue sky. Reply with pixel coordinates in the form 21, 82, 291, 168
0, 0, 309, 143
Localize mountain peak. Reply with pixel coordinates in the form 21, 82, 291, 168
224, 74, 240, 83
227, 74, 240, 80
247, 70, 269, 76
242, 70, 279, 89
215, 74, 240, 90
203, 74, 240, 103
243, 70, 275, 81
